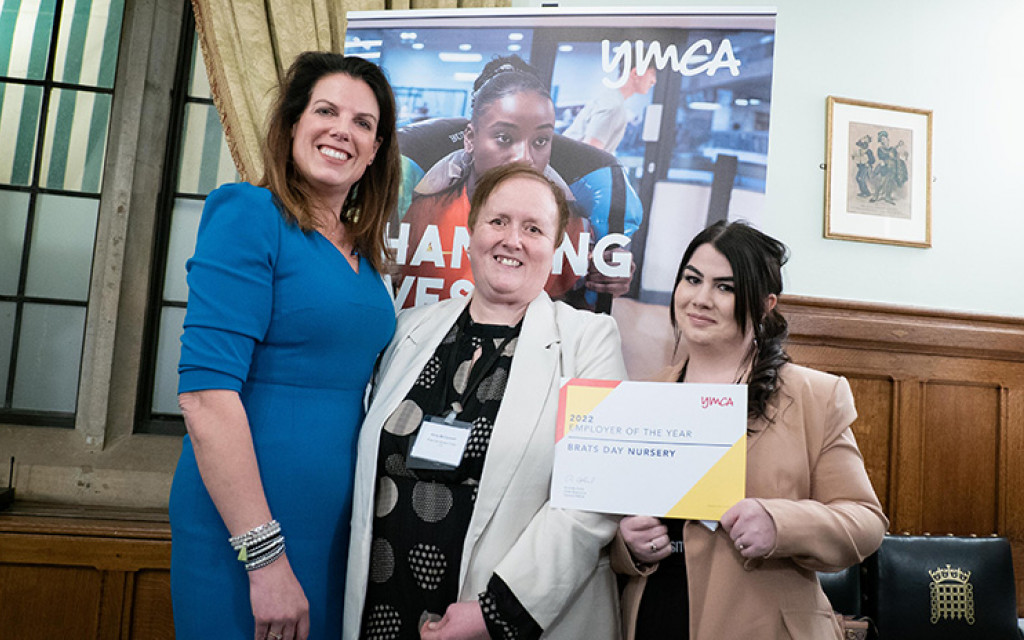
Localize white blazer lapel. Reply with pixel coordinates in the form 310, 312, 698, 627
460, 294, 561, 581
371, 298, 469, 419
354, 298, 468, 541
347, 296, 469, 637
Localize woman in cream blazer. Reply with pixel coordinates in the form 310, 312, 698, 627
344, 164, 626, 639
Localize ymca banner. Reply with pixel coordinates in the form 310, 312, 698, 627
346, 8, 777, 378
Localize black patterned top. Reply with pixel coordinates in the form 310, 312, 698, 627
361, 309, 540, 640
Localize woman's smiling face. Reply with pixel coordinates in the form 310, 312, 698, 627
468, 174, 559, 311
673, 243, 751, 351
290, 73, 381, 211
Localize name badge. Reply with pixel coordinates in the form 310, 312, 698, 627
407, 415, 473, 470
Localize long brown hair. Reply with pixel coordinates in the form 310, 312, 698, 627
259, 52, 401, 273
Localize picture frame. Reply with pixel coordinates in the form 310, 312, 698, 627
824, 96, 932, 247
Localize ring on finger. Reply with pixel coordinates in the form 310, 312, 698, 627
268, 632, 283, 640
737, 543, 747, 551
650, 541, 658, 552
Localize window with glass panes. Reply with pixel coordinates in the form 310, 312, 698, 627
137, 11, 237, 434
1, 0, 124, 425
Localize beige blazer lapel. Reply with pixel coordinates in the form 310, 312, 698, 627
746, 381, 788, 454
460, 294, 561, 583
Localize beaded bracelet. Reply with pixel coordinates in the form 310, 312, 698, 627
243, 535, 282, 559
229, 520, 283, 563
229, 520, 280, 548
244, 537, 286, 572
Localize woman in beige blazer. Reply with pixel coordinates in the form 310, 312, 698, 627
615, 221, 887, 640
344, 163, 626, 639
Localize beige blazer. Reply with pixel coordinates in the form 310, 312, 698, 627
344, 293, 627, 639
615, 363, 887, 640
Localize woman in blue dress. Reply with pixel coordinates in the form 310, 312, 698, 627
170, 52, 401, 640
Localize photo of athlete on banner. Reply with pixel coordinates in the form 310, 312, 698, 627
346, 8, 777, 379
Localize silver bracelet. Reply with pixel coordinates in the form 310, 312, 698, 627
244, 538, 286, 571
230, 519, 283, 562
229, 519, 281, 549
245, 536, 284, 566
244, 535, 282, 557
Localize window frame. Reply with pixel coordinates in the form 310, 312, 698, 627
0, 0, 117, 427
133, 2, 197, 436
0, 0, 191, 508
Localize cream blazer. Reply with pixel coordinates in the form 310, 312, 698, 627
615, 363, 888, 640
344, 293, 627, 639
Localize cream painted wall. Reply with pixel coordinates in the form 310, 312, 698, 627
514, 0, 1024, 318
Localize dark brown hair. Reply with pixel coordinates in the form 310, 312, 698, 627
259, 52, 400, 272
468, 163, 570, 239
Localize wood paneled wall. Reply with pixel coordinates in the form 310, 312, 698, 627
0, 506, 172, 638
781, 295, 1024, 615
0, 295, 1020, 630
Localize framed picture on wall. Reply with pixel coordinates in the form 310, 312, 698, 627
824, 96, 932, 247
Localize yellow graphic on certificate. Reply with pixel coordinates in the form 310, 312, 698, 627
552, 378, 746, 521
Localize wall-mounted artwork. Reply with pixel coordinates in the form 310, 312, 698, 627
825, 96, 932, 247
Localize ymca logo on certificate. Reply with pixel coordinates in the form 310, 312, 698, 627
551, 378, 747, 520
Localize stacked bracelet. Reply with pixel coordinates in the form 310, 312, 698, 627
229, 520, 286, 571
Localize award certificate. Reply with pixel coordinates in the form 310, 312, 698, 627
551, 378, 747, 520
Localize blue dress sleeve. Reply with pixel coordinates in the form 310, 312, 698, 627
178, 183, 281, 393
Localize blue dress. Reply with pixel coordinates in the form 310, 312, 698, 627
169, 183, 396, 638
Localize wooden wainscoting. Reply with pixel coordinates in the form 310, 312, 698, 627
0, 505, 172, 639
781, 295, 1024, 616
0, 296, 1021, 627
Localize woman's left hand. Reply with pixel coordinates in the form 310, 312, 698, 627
419, 601, 490, 640
720, 498, 777, 559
